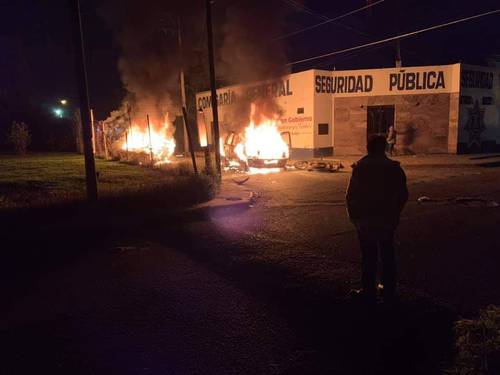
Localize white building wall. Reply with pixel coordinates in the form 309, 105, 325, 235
195, 71, 316, 157
313, 69, 334, 155
195, 63, 470, 157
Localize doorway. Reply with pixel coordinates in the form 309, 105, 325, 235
367, 105, 395, 139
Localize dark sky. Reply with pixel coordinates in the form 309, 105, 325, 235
1, 0, 499, 120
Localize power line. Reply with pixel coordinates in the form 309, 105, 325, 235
314, 44, 391, 70
287, 8, 500, 66
283, 0, 329, 21
275, 0, 384, 40
278, 0, 371, 37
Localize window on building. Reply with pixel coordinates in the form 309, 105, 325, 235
297, 107, 304, 114
460, 95, 473, 105
318, 123, 329, 135
483, 97, 493, 105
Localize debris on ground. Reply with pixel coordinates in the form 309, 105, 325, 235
232, 177, 250, 185
223, 196, 243, 201
249, 191, 259, 207
417, 196, 499, 207
293, 160, 343, 172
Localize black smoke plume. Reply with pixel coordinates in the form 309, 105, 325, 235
100, 0, 298, 133
217, 0, 298, 132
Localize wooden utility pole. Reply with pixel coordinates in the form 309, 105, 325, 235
205, 0, 222, 179
394, 0, 402, 67
177, 18, 198, 175
197, 108, 213, 175
146, 114, 154, 165
90, 109, 96, 154
103, 122, 109, 160
126, 105, 133, 160
71, 0, 98, 200
182, 107, 199, 175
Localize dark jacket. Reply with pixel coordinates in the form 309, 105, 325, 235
346, 154, 408, 228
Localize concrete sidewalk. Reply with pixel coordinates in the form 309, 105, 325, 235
298, 153, 500, 171
191, 176, 256, 215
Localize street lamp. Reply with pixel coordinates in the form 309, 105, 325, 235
53, 107, 64, 118
60, 99, 68, 105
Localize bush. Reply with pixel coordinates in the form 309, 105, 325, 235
8, 121, 31, 155
447, 305, 500, 375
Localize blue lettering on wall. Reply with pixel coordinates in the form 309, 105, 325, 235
389, 71, 446, 91
314, 74, 373, 94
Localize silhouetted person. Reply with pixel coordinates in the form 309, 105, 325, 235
346, 135, 408, 302
386, 126, 397, 155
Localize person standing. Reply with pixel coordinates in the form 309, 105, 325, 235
346, 135, 408, 302
386, 125, 397, 156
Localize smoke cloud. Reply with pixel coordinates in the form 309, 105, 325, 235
100, 0, 205, 129
218, 1, 298, 132
100, 0, 298, 133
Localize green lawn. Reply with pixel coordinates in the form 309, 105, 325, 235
0, 153, 211, 209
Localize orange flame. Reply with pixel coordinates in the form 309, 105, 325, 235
221, 103, 289, 174
122, 121, 175, 164
237, 119, 289, 162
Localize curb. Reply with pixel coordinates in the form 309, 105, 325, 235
188, 191, 255, 217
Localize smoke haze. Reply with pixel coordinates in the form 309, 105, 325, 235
100, 0, 298, 133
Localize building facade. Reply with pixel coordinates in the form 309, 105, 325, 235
196, 63, 500, 157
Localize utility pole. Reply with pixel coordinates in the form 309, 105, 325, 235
178, 18, 198, 175
205, 0, 222, 179
394, 0, 402, 67
90, 108, 96, 153
146, 114, 154, 166
71, 0, 98, 201
126, 104, 133, 161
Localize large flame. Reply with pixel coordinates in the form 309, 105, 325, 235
122, 121, 175, 164
221, 105, 289, 174
238, 119, 289, 162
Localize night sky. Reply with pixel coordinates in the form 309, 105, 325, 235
1, 0, 499, 120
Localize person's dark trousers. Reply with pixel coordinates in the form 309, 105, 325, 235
356, 226, 396, 297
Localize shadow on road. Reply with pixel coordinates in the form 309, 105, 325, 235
145, 224, 458, 375
2, 204, 458, 374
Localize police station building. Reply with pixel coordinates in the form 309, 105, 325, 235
196, 63, 500, 158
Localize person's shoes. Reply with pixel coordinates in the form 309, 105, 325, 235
350, 289, 377, 304
379, 286, 399, 303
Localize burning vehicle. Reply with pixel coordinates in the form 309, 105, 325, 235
217, 105, 291, 174
221, 126, 291, 172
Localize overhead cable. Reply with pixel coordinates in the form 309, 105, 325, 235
275, 0, 384, 40
287, 8, 500, 66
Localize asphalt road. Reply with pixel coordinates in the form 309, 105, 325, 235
3, 154, 500, 374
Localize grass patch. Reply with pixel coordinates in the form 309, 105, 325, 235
446, 306, 500, 374
0, 153, 214, 209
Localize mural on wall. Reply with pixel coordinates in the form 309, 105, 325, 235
464, 100, 486, 149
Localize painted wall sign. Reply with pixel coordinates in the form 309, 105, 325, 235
245, 79, 293, 98
389, 71, 445, 91
461, 69, 494, 89
315, 75, 373, 94
197, 79, 292, 110
197, 89, 237, 110
464, 100, 486, 148
314, 65, 459, 97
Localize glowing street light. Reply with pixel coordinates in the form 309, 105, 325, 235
53, 107, 64, 118
60, 99, 68, 105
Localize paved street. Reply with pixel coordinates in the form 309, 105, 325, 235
3, 154, 500, 374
